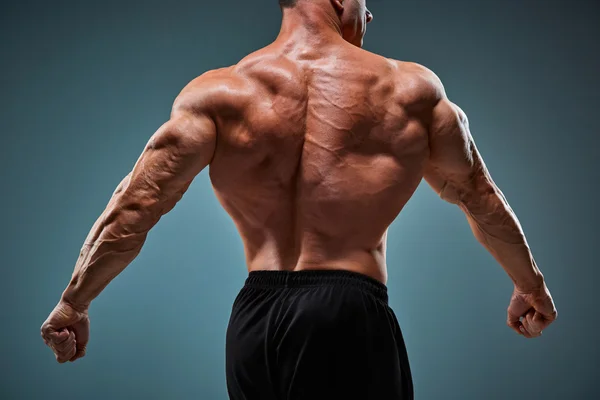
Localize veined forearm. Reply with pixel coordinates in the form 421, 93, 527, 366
459, 187, 544, 291
61, 235, 146, 309
61, 195, 157, 309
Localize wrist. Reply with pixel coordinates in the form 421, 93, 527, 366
514, 271, 545, 293
61, 287, 90, 313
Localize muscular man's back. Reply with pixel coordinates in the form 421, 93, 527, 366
208, 41, 434, 283
44, 2, 556, 398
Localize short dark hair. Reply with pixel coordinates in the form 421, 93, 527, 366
279, 0, 298, 7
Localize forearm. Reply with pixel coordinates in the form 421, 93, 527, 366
61, 175, 159, 309
459, 186, 544, 291
60, 208, 152, 309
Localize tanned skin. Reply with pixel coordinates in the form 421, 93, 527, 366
41, 0, 557, 364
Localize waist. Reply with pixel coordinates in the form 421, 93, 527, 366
244, 269, 389, 303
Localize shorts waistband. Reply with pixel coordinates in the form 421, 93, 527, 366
244, 269, 388, 303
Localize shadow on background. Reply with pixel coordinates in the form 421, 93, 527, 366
1, 0, 598, 399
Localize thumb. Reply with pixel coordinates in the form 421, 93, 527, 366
49, 329, 70, 344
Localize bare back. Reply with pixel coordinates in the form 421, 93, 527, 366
203, 41, 439, 283
51, 2, 555, 352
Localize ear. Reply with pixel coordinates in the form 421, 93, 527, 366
331, 0, 344, 13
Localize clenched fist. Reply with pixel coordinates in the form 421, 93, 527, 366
41, 300, 89, 363
507, 281, 557, 338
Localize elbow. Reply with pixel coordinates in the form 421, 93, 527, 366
105, 186, 184, 242
439, 181, 462, 204
103, 202, 160, 244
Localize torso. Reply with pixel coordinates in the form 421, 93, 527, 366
203, 39, 439, 284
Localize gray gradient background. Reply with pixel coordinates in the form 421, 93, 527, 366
1, 0, 598, 399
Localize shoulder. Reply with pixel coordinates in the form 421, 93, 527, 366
403, 62, 444, 88
402, 62, 468, 121
171, 66, 251, 118
385, 60, 447, 105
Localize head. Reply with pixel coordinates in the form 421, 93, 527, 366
279, 0, 374, 48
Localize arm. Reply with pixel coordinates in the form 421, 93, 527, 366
422, 75, 557, 337
60, 85, 217, 310
422, 79, 544, 292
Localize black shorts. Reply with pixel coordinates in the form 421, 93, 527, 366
225, 270, 414, 400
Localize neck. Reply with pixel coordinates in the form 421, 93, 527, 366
276, 3, 344, 46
